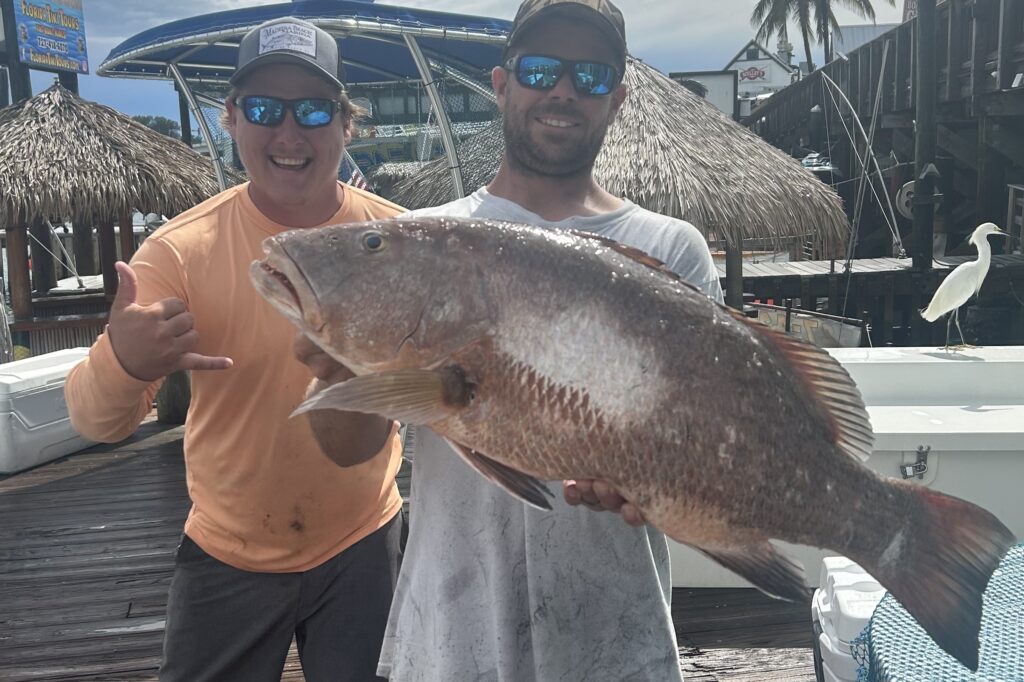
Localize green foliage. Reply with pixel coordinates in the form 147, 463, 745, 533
750, 0, 895, 71
131, 115, 182, 140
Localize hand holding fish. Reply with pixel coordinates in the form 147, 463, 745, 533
293, 333, 355, 385
564, 479, 645, 526
292, 332, 393, 467
108, 261, 233, 382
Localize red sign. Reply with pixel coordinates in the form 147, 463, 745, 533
739, 66, 766, 81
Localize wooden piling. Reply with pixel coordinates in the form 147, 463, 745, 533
119, 209, 137, 263
912, 0, 937, 272
6, 223, 32, 320
72, 224, 97, 275
97, 220, 119, 299
725, 240, 744, 310
28, 221, 56, 293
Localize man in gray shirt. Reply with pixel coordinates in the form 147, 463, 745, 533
377, 1, 722, 679
302, 0, 722, 679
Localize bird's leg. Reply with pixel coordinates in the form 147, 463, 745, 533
943, 312, 954, 351
953, 307, 975, 349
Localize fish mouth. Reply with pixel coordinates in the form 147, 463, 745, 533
250, 245, 324, 333
260, 261, 301, 309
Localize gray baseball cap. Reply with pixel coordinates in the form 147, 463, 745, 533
230, 17, 346, 89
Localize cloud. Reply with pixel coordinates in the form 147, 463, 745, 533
43, 0, 905, 120
396, 0, 904, 71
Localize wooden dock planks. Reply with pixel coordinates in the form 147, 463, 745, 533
0, 420, 815, 681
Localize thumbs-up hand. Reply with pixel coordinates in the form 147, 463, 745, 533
108, 261, 233, 382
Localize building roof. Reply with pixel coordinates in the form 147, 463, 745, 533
725, 39, 794, 74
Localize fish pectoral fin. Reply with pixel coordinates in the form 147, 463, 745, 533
696, 542, 809, 603
291, 369, 463, 425
445, 439, 554, 511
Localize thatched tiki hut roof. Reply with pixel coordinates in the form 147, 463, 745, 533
0, 84, 231, 333
366, 161, 429, 199
389, 57, 848, 253
0, 84, 228, 226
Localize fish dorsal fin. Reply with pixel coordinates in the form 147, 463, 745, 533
291, 367, 471, 425
724, 307, 874, 462
445, 439, 554, 510
569, 230, 674, 273
568, 229, 708, 297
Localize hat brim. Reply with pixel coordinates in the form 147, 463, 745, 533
229, 52, 346, 90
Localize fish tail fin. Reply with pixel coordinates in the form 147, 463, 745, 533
697, 541, 809, 602
863, 487, 1015, 671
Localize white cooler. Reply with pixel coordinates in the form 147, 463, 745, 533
0, 348, 95, 474
811, 556, 886, 682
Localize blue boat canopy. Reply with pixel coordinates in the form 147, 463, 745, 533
98, 0, 511, 86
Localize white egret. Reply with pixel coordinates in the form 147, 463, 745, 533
920, 222, 1008, 349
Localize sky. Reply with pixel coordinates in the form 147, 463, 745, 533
17, 0, 906, 123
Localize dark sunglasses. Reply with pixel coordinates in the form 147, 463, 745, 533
234, 95, 341, 128
505, 54, 620, 96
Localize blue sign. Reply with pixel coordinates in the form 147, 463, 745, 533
13, 0, 90, 74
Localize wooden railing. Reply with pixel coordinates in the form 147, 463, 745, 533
1, 223, 145, 354
745, 0, 1024, 259
748, 0, 1024, 137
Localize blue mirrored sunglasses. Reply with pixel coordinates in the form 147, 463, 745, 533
234, 95, 340, 128
505, 54, 620, 96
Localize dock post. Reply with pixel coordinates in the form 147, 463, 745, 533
6, 223, 32, 320
912, 0, 938, 271
156, 371, 191, 425
72, 224, 96, 275
118, 208, 137, 263
97, 220, 118, 299
725, 240, 744, 310
0, 0, 31, 103
28, 221, 56, 293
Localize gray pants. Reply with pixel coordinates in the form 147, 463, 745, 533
160, 512, 405, 682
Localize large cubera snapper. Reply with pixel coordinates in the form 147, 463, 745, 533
251, 216, 1014, 671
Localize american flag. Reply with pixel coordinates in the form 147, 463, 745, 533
341, 152, 372, 192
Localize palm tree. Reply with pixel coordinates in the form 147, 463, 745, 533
752, 0, 817, 72
752, 0, 895, 71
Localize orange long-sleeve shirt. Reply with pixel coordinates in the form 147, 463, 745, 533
66, 182, 404, 572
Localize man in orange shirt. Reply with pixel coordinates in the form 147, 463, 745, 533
65, 17, 405, 682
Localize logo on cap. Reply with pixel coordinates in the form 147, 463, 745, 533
259, 23, 317, 58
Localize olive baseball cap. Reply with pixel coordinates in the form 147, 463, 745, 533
504, 0, 627, 68
231, 17, 346, 89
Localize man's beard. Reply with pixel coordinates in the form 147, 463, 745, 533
501, 104, 609, 178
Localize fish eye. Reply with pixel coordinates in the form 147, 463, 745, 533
361, 231, 387, 252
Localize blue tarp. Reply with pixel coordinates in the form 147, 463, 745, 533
99, 0, 512, 85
